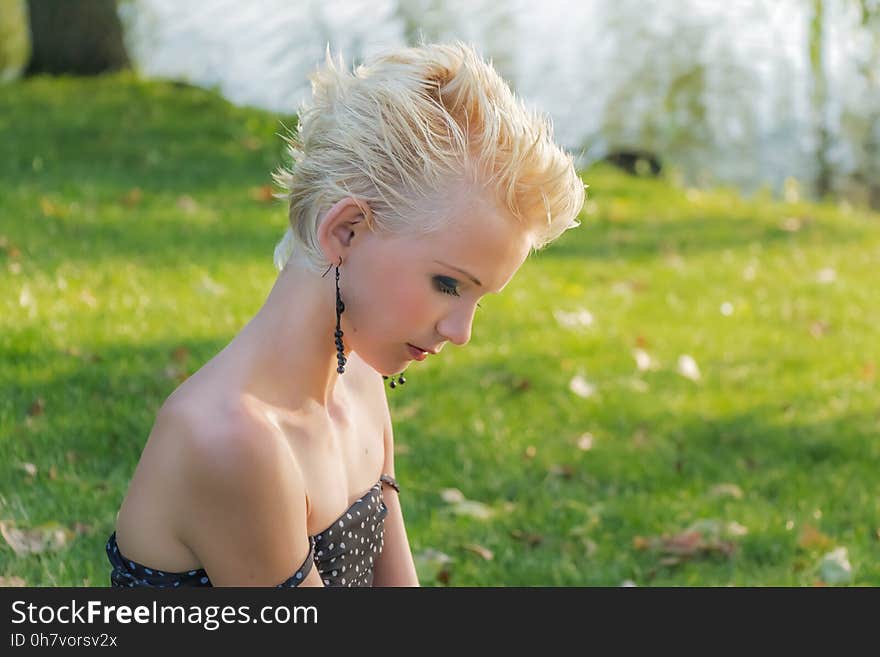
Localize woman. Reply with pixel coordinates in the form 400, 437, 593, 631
105, 40, 585, 587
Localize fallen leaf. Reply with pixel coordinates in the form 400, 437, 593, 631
709, 483, 743, 499
72, 522, 92, 535
121, 188, 142, 207
632, 427, 649, 447
19, 286, 34, 309
249, 185, 275, 203
818, 547, 852, 585
440, 488, 465, 504
548, 464, 576, 479
798, 524, 835, 552
451, 500, 494, 520
779, 216, 803, 232
576, 432, 594, 451
569, 374, 596, 398
0, 576, 26, 587
553, 308, 595, 330
523, 445, 537, 460
240, 136, 262, 151
510, 529, 543, 546
28, 398, 44, 417
196, 274, 225, 297
810, 321, 830, 338
48, 465, 58, 481
79, 289, 97, 308
40, 197, 60, 217
634, 519, 740, 565
171, 346, 190, 363
413, 548, 452, 584
177, 195, 198, 214
677, 355, 701, 381
512, 377, 531, 392
816, 268, 836, 284
0, 521, 72, 556
633, 348, 656, 372
463, 543, 494, 560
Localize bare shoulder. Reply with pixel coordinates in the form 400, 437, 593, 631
158, 390, 300, 494
155, 391, 321, 585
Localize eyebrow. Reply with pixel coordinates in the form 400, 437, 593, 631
433, 259, 482, 287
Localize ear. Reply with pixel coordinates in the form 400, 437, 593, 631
317, 197, 373, 265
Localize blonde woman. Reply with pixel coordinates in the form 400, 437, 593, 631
105, 40, 585, 587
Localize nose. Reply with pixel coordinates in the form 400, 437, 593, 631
436, 304, 477, 347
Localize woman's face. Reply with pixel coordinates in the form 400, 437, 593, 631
341, 188, 534, 376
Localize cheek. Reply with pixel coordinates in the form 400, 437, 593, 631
390, 279, 434, 323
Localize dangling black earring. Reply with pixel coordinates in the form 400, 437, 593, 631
324, 256, 346, 374
383, 372, 406, 389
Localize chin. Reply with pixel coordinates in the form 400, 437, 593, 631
348, 348, 400, 378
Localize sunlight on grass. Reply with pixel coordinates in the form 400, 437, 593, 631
2, 74, 879, 586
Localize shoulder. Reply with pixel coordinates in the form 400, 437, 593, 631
156, 389, 302, 504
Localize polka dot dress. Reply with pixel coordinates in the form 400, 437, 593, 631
106, 474, 399, 588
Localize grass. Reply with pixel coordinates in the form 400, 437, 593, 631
1, 72, 879, 586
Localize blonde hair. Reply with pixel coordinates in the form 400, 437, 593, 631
273, 40, 585, 273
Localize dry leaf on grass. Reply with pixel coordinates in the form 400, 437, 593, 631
0, 521, 72, 556
633, 519, 742, 565
463, 544, 494, 560
798, 524, 835, 552
0, 576, 26, 587
709, 483, 743, 499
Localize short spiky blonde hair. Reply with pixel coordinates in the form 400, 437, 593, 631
273, 40, 585, 273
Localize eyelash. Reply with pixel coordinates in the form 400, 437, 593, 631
436, 279, 482, 309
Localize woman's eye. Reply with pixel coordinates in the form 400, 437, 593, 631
435, 277, 460, 297
435, 277, 481, 309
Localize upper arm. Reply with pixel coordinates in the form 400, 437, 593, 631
172, 405, 323, 587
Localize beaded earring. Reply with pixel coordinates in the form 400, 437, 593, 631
334, 260, 347, 374
322, 257, 407, 389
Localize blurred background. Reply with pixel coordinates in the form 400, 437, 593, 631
1, 0, 878, 587
3, 0, 879, 207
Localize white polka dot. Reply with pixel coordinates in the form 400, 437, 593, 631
340, 542, 345, 549
324, 579, 330, 585
338, 520, 343, 527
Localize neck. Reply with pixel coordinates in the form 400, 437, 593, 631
226, 258, 352, 414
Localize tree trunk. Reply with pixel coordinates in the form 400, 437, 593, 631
809, 0, 833, 200
24, 0, 129, 75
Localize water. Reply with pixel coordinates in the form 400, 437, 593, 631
119, 0, 879, 203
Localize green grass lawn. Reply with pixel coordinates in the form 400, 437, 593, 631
1, 73, 879, 586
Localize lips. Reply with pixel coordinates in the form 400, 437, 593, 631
408, 343, 431, 354
407, 344, 430, 361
